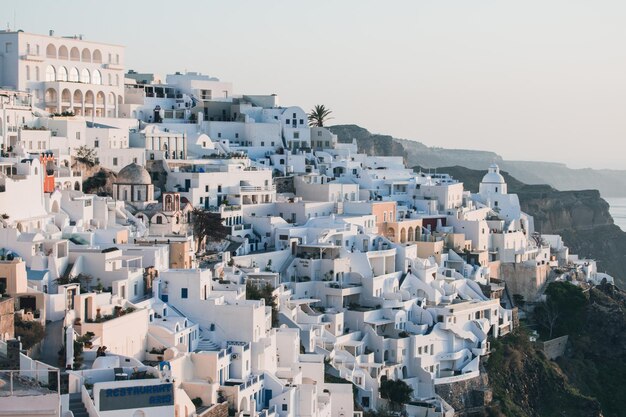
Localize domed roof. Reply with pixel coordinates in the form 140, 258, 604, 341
481, 163, 505, 184
116, 163, 151, 185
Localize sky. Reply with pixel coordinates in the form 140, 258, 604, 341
3, 0, 626, 169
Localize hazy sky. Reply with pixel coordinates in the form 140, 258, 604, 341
4, 1, 626, 169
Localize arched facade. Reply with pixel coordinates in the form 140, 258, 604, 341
70, 47, 80, 61
58, 45, 68, 60
46, 44, 56, 58
81, 48, 91, 62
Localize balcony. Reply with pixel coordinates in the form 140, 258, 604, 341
239, 185, 275, 193
20, 54, 44, 62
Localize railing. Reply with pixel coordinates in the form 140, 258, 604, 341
239, 185, 276, 193
0, 369, 60, 397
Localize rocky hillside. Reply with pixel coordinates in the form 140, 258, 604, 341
422, 165, 626, 287
485, 329, 602, 417
74, 160, 117, 196
331, 124, 626, 197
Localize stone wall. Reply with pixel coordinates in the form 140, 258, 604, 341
500, 262, 550, 302
435, 369, 491, 416
198, 401, 229, 417
538, 335, 569, 360
0, 297, 14, 341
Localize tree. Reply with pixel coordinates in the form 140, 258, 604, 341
14, 318, 45, 350
191, 208, 229, 248
379, 378, 413, 411
75, 146, 97, 167
536, 300, 561, 339
535, 281, 587, 339
246, 281, 279, 326
308, 104, 333, 127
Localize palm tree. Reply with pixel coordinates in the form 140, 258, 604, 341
308, 105, 333, 127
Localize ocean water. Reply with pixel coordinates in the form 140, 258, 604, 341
606, 198, 626, 232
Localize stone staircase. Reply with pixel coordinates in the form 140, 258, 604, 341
69, 392, 88, 417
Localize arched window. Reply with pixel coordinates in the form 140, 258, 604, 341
58, 45, 68, 60
81, 48, 91, 62
57, 66, 68, 82
69, 67, 79, 82
108, 73, 111, 85
92, 49, 102, 63
46, 44, 56, 59
35, 67, 40, 81
45, 65, 56, 82
26, 66, 31, 81
70, 47, 80, 61
80, 68, 90, 84
92, 70, 102, 85
115, 74, 119, 86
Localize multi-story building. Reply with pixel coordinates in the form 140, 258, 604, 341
0, 30, 125, 117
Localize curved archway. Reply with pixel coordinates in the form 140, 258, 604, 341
44, 88, 58, 104
407, 227, 414, 242
81, 48, 91, 63
70, 47, 80, 61
46, 44, 56, 59
73, 90, 83, 115
45, 65, 56, 82
57, 66, 68, 82
80, 68, 90, 84
69, 67, 79, 82
58, 45, 68, 60
240, 397, 249, 412
61, 88, 71, 103
400, 228, 406, 243
386, 227, 395, 242
84, 91, 95, 117
92, 70, 102, 85
92, 49, 102, 63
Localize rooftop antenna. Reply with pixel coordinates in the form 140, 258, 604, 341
13, 9, 16, 31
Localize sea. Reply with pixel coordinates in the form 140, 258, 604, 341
606, 198, 626, 232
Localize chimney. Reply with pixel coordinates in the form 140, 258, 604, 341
49, 29, 54, 36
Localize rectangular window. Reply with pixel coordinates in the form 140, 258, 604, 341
282, 404, 288, 412
235, 133, 239, 138
292, 113, 296, 118
76, 132, 81, 140
299, 119, 304, 125
293, 132, 300, 139
218, 133, 222, 138
181, 288, 188, 299
261, 141, 264, 146
94, 140, 99, 148
5, 42, 12, 53
113, 157, 118, 166
205, 185, 209, 192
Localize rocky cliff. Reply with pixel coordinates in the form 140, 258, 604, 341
423, 165, 626, 287
330, 124, 626, 197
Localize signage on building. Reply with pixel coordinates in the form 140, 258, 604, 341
99, 383, 174, 411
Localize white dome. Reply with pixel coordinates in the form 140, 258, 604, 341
481, 163, 505, 184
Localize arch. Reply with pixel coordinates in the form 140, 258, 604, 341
108, 92, 115, 104
35, 67, 40, 81
45, 65, 56, 82
57, 66, 68, 82
70, 47, 80, 61
115, 74, 120, 86
96, 91, 105, 106
81, 48, 91, 62
92, 70, 102, 85
400, 228, 406, 243
61, 89, 71, 103
26, 65, 31, 81
58, 45, 68, 60
407, 227, 414, 242
386, 227, 395, 242
85, 90, 95, 108
92, 49, 102, 63
44, 88, 58, 104
73, 90, 83, 111
240, 397, 249, 412
80, 68, 90, 84
74, 181, 81, 191
51, 200, 60, 213
46, 44, 56, 59
69, 67, 79, 82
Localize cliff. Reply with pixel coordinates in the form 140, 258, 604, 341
412, 165, 626, 288
330, 124, 626, 197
